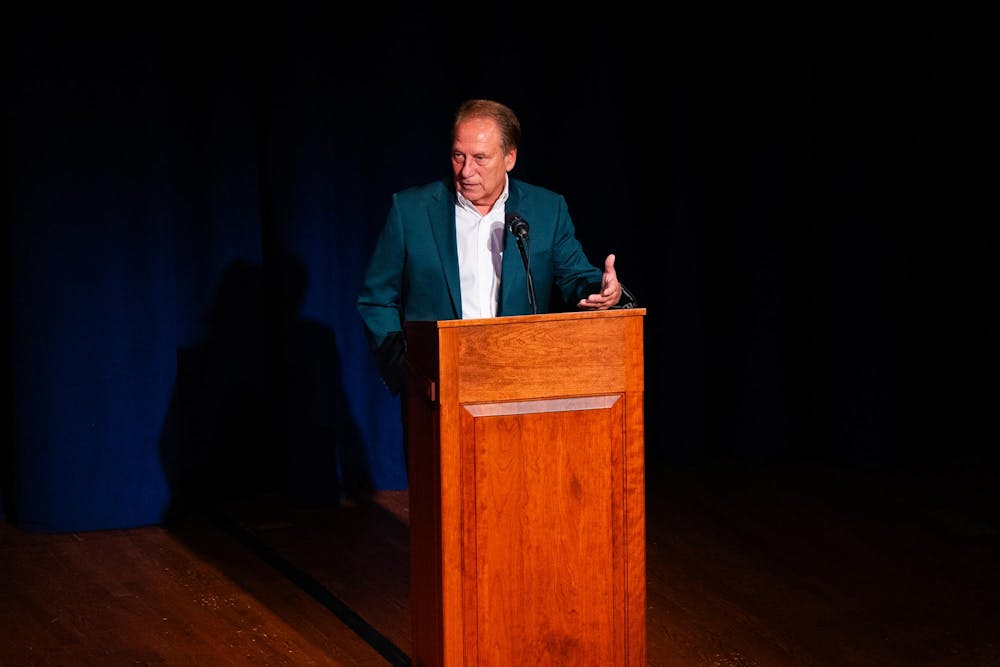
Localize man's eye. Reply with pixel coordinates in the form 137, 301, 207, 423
453, 153, 465, 162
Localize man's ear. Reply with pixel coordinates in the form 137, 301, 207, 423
505, 148, 517, 172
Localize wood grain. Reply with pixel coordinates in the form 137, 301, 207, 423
406, 309, 647, 665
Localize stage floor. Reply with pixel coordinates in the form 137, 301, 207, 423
3, 462, 998, 665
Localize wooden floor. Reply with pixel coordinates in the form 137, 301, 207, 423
2, 461, 998, 666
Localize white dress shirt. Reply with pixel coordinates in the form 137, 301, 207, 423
455, 178, 509, 319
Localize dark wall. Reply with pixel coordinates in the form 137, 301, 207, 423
3, 8, 985, 529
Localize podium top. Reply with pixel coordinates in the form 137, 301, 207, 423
404, 306, 645, 405
407, 307, 646, 331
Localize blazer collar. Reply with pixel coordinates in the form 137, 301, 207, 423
505, 177, 524, 216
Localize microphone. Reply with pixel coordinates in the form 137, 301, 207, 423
504, 212, 537, 314
506, 213, 529, 241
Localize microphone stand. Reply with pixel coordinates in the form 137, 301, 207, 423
515, 235, 537, 314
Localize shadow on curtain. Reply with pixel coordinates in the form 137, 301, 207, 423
159, 256, 373, 521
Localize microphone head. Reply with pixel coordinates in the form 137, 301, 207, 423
505, 212, 530, 240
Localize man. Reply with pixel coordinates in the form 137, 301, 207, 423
357, 99, 634, 393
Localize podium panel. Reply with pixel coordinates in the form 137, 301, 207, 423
406, 309, 646, 666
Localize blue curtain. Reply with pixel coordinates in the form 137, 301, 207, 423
6, 13, 418, 530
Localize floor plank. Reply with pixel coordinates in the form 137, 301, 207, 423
0, 514, 391, 666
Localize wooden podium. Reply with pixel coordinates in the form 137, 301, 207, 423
404, 308, 646, 666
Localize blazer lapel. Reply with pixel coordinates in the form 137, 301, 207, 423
499, 181, 529, 315
427, 183, 462, 318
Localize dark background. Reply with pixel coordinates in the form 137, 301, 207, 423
3, 8, 990, 531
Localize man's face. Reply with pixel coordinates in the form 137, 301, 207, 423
451, 117, 517, 210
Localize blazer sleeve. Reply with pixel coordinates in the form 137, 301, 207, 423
357, 197, 407, 392
550, 195, 604, 304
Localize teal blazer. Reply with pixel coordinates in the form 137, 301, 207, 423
358, 177, 604, 356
